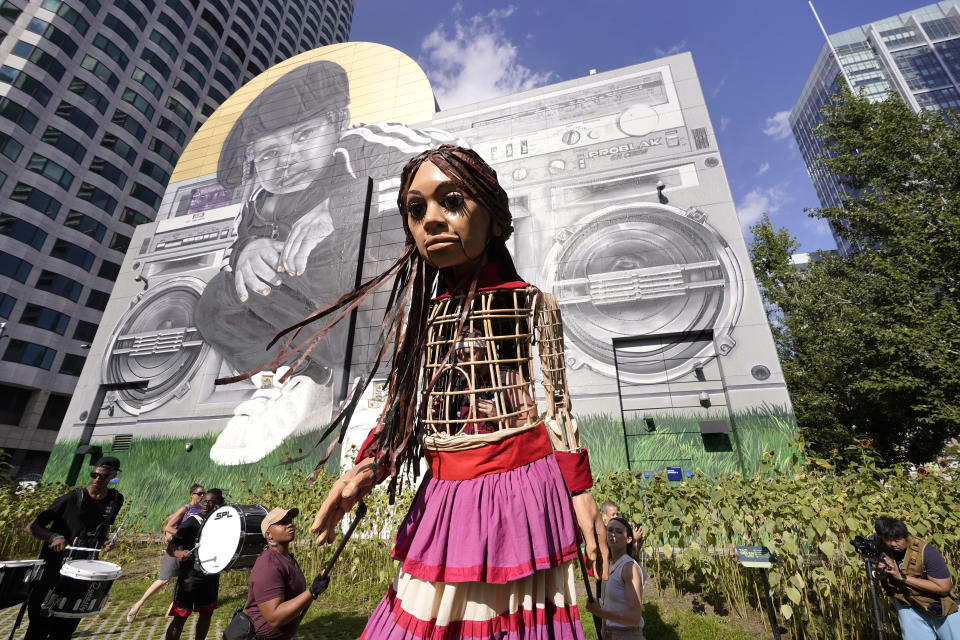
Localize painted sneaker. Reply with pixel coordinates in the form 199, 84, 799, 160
209, 367, 332, 465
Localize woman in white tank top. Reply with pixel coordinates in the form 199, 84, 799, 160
586, 516, 647, 640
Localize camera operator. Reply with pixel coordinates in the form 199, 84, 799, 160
872, 517, 960, 639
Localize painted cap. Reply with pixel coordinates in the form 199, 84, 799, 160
260, 507, 300, 537
94, 456, 121, 471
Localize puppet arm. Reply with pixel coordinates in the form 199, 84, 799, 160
536, 292, 608, 577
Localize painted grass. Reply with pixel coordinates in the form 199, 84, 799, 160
42, 407, 796, 531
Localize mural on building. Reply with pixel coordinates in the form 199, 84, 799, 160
49, 43, 796, 526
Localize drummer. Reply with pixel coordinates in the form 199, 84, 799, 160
165, 488, 224, 640
23, 456, 124, 640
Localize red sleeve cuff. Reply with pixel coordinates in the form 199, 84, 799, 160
354, 427, 381, 464
554, 449, 593, 493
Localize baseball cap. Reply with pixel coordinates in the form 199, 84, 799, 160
94, 456, 121, 472
261, 507, 299, 537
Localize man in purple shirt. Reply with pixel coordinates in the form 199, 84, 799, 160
246, 507, 316, 639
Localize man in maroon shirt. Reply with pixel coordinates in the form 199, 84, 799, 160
245, 507, 316, 639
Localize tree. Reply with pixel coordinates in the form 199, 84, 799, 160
750, 87, 960, 464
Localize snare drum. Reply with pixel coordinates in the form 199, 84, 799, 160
197, 503, 267, 574
0, 559, 45, 609
43, 559, 121, 618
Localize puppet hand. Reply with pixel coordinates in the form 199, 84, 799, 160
49, 536, 66, 552
573, 492, 609, 579
234, 238, 284, 302
311, 458, 378, 546
281, 200, 334, 276
101, 540, 114, 553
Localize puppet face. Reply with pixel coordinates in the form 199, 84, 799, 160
251, 110, 342, 195
403, 161, 502, 270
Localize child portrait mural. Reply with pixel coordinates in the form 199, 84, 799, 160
51, 44, 796, 527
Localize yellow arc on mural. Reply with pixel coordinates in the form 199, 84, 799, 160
170, 41, 437, 183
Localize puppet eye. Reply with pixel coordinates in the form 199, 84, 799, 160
294, 127, 316, 142
440, 193, 466, 213
406, 200, 426, 220
257, 149, 278, 164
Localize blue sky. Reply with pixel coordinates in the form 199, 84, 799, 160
350, 0, 922, 253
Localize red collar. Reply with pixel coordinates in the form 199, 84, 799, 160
437, 262, 528, 299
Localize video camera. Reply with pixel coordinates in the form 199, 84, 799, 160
851, 535, 884, 564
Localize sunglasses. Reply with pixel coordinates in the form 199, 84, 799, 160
192, 491, 204, 495
90, 472, 112, 480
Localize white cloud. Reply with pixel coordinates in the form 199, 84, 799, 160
420, 7, 552, 109
754, 162, 770, 177
762, 110, 793, 141
653, 40, 687, 57
736, 185, 789, 229
711, 77, 726, 98
719, 115, 731, 132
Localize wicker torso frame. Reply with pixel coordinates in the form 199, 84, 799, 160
421, 285, 576, 452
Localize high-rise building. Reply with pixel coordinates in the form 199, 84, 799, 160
0, 0, 353, 478
790, 2, 960, 255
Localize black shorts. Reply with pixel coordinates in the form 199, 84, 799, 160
170, 573, 219, 617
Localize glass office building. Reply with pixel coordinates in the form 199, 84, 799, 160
0, 0, 353, 478
790, 2, 960, 256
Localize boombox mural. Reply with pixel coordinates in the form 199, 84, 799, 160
49, 42, 795, 521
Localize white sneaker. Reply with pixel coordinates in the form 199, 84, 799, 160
209, 367, 333, 465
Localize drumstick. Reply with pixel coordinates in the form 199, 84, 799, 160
63, 545, 101, 553
109, 520, 126, 545
309, 502, 368, 598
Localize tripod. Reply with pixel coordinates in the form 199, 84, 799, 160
863, 559, 886, 640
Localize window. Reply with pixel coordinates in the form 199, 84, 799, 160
21, 303, 70, 334
207, 86, 227, 106
0, 292, 15, 318
101, 133, 136, 165
165, 96, 192, 125
276, 41, 292, 59
149, 29, 177, 58
97, 259, 120, 280
26, 17, 78, 57
40, 0, 89, 35
180, 59, 204, 85
73, 319, 97, 341
114, 0, 145, 29
224, 35, 244, 61
59, 353, 86, 376
0, 130, 23, 161
0, 214, 47, 250
172, 78, 199, 106
89, 156, 127, 189
892, 46, 951, 91
50, 238, 95, 271
55, 101, 97, 138
130, 182, 162, 211
246, 61, 262, 77
157, 12, 184, 42
68, 77, 108, 114
11, 183, 61, 219
139, 159, 170, 184
187, 42, 211, 70
41, 127, 86, 163
148, 137, 177, 164
0, 65, 53, 106
1, 0, 22, 22
166, 0, 189, 18
11, 41, 66, 80
0, 96, 38, 132
80, 54, 119, 90
132, 67, 163, 99
2, 339, 56, 370
213, 69, 234, 91
108, 232, 130, 252
0, 251, 32, 283
76, 182, 117, 215
36, 269, 82, 301
64, 210, 106, 242
27, 153, 74, 189
194, 23, 218, 50
141, 47, 171, 80
119, 207, 150, 227
85, 288, 109, 310
38, 393, 70, 428
111, 109, 146, 141
156, 116, 185, 145
199, 10, 222, 37
121, 87, 155, 120
92, 33, 128, 70
102, 13, 137, 50
201, 103, 214, 117
255, 32, 272, 53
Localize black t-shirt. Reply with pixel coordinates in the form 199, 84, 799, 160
169, 513, 206, 578
34, 488, 123, 579
892, 544, 952, 579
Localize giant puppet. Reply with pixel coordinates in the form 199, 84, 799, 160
250, 145, 607, 639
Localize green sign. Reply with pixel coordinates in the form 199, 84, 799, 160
735, 545, 776, 569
